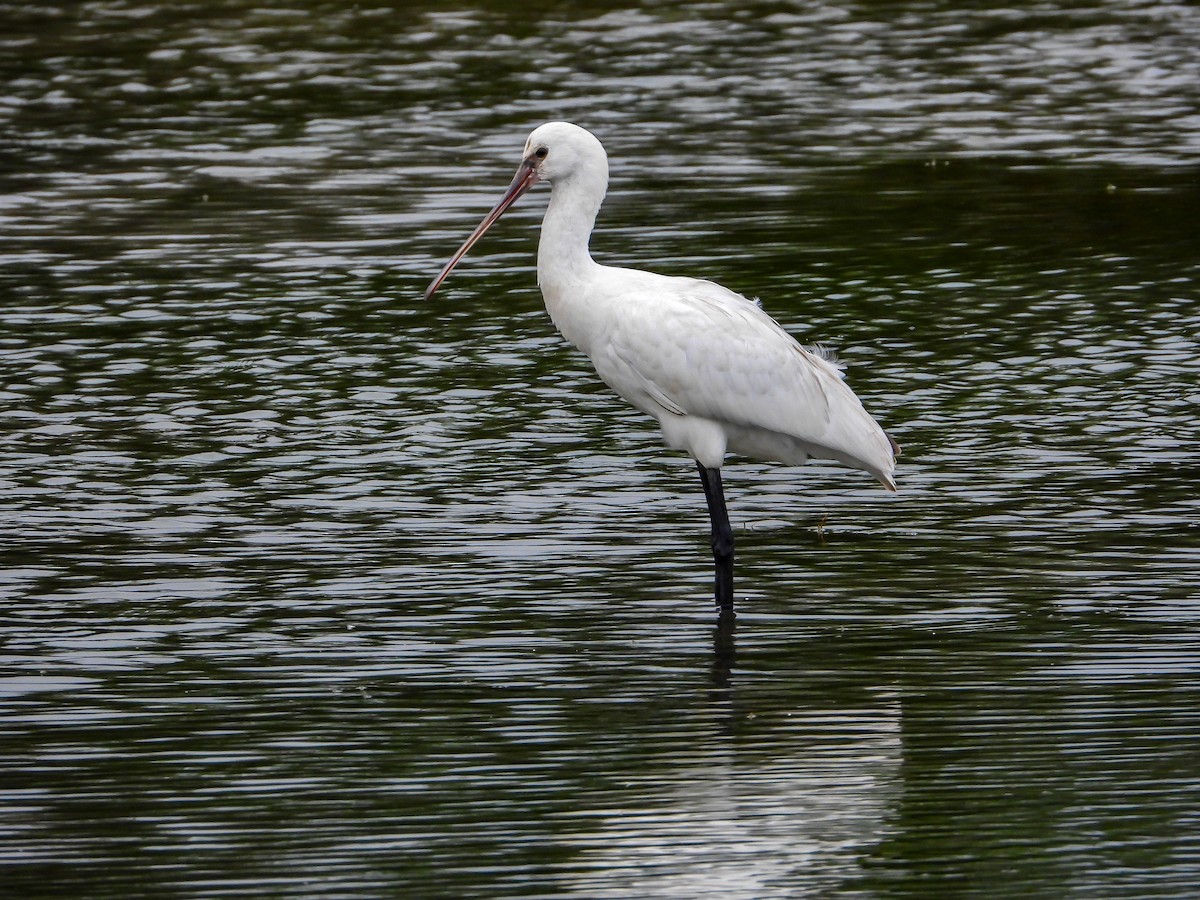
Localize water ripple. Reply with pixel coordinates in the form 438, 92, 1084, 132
2, 0, 1199, 896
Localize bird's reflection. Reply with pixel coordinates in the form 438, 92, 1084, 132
710, 613, 737, 690
558, 648, 903, 898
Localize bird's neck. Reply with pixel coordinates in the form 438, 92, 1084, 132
536, 173, 605, 298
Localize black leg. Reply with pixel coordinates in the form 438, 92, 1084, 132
697, 463, 735, 617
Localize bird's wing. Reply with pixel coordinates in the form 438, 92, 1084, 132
595, 275, 894, 474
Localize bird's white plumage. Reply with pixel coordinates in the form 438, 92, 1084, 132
517, 121, 897, 490
422, 122, 897, 612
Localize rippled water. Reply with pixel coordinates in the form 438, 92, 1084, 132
3, 0, 1199, 896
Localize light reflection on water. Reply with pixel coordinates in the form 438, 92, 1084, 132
2, 0, 1200, 896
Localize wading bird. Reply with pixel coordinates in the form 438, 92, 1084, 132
425, 122, 898, 618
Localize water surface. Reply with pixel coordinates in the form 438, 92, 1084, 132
2, 0, 1199, 896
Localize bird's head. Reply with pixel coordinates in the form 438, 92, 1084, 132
521, 121, 607, 186
424, 122, 607, 300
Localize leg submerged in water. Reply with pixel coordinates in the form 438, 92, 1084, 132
697, 463, 735, 616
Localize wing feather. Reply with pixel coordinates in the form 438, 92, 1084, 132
590, 274, 894, 481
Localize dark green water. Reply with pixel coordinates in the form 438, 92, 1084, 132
2, 1, 1199, 896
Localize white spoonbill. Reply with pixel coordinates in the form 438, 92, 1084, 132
426, 122, 898, 617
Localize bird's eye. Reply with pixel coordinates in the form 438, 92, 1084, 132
534, 147, 548, 159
